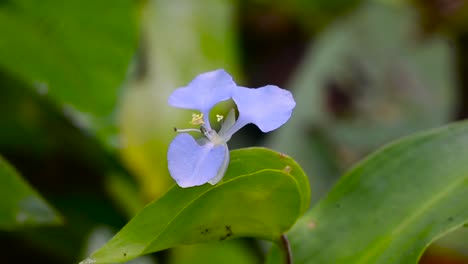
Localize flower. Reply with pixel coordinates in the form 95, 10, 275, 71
167, 69, 296, 188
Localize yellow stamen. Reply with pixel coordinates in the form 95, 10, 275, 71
190, 113, 205, 125
216, 114, 224, 122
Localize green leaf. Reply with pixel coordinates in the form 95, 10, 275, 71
81, 148, 310, 263
0, 0, 137, 125
267, 120, 468, 264
0, 156, 61, 230
82, 226, 158, 264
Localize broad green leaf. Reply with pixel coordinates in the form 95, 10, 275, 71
0, 156, 61, 230
119, 0, 240, 200
267, 121, 468, 264
82, 148, 310, 263
0, 0, 138, 132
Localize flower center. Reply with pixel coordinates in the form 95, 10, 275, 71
174, 112, 229, 146
200, 126, 225, 145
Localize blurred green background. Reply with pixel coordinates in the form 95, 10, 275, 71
0, 0, 467, 263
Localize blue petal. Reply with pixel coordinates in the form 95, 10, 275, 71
168, 69, 236, 113
207, 145, 230, 185
231, 85, 296, 133
167, 133, 228, 188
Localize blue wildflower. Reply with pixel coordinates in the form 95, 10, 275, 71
167, 69, 296, 188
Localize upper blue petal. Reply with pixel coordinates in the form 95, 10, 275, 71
167, 133, 227, 188
168, 69, 236, 113
231, 85, 296, 133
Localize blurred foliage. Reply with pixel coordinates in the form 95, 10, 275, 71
0, 0, 138, 144
252, 0, 364, 31
268, 1, 456, 200
411, 0, 468, 34
0, 0, 140, 262
0, 156, 61, 230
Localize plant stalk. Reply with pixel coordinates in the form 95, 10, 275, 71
280, 234, 292, 264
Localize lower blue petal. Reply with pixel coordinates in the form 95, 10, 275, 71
167, 133, 227, 188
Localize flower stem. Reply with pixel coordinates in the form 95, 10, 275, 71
280, 234, 292, 264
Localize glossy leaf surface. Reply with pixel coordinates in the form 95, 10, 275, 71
268, 121, 468, 264
82, 148, 309, 263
